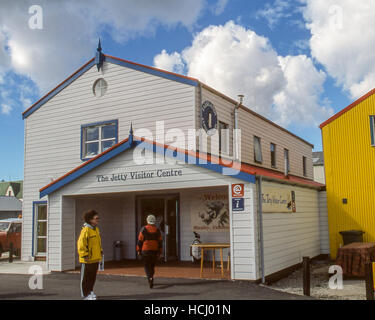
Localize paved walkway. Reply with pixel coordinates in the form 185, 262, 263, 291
0, 272, 313, 300
0, 255, 49, 275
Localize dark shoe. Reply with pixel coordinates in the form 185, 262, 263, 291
149, 278, 154, 289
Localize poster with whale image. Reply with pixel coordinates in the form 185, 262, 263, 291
191, 192, 229, 232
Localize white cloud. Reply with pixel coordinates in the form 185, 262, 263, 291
211, 0, 229, 16
256, 0, 292, 28
303, 0, 375, 99
153, 50, 185, 74
154, 21, 332, 127
1, 104, 12, 115
273, 55, 333, 126
0, 0, 206, 95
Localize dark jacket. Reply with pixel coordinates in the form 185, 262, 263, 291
136, 224, 162, 255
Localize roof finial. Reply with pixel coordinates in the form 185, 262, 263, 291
95, 38, 104, 71
129, 122, 133, 136
97, 38, 102, 53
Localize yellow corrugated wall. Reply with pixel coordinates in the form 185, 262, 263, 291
322, 93, 375, 259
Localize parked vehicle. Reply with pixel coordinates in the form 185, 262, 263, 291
0, 218, 22, 257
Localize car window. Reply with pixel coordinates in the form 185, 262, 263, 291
0, 222, 10, 231
14, 224, 21, 233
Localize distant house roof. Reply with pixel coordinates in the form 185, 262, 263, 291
0, 196, 22, 211
0, 181, 23, 199
312, 152, 324, 166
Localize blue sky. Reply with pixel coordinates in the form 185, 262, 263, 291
1, 0, 373, 181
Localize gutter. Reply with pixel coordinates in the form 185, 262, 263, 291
256, 175, 265, 283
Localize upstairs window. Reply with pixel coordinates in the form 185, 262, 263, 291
254, 136, 263, 163
219, 121, 229, 155
370, 116, 375, 146
303, 156, 307, 177
284, 149, 290, 175
270, 143, 276, 168
81, 120, 118, 160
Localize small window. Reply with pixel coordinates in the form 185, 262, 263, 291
284, 149, 290, 175
254, 136, 263, 163
219, 121, 229, 155
370, 116, 375, 146
303, 156, 307, 177
81, 120, 118, 160
93, 78, 108, 97
270, 143, 276, 168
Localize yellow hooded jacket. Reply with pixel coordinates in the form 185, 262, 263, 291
77, 223, 103, 264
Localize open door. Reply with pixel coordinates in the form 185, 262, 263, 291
136, 195, 179, 261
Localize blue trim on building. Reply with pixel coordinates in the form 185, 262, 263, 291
40, 134, 255, 198
105, 56, 199, 87
31, 201, 47, 257
40, 135, 134, 198
22, 60, 96, 119
80, 119, 119, 161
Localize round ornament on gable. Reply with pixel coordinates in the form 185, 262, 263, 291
201, 100, 218, 136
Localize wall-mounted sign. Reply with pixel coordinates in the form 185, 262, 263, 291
191, 192, 229, 232
232, 184, 244, 197
201, 100, 218, 136
232, 198, 244, 211
96, 169, 182, 182
262, 186, 296, 213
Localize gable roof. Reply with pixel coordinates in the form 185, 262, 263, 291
40, 131, 323, 198
22, 55, 199, 119
320, 88, 375, 129
0, 181, 23, 199
20, 51, 314, 149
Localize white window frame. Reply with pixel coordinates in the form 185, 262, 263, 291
284, 149, 290, 176
219, 121, 229, 155
81, 121, 118, 160
34, 203, 47, 257
254, 136, 263, 164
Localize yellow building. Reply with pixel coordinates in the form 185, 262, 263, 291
320, 88, 375, 258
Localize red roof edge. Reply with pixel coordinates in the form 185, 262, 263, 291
22, 58, 95, 117
320, 87, 375, 129
104, 54, 199, 84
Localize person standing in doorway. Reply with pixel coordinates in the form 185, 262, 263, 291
137, 214, 163, 288
77, 210, 103, 300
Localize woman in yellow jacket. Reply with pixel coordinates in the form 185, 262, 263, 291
77, 210, 103, 300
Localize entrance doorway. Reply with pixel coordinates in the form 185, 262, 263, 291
136, 195, 179, 262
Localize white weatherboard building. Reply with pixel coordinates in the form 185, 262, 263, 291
22, 45, 329, 281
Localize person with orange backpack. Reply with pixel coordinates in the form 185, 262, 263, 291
136, 214, 163, 288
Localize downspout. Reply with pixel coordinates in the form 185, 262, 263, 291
234, 95, 244, 160
257, 175, 265, 283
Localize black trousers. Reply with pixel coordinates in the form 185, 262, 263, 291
142, 253, 158, 279
80, 262, 99, 297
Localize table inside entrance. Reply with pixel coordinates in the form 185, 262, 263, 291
190, 243, 230, 278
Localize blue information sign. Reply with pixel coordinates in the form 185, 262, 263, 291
232, 198, 244, 211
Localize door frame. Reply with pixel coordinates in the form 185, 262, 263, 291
32, 201, 48, 257
135, 193, 180, 262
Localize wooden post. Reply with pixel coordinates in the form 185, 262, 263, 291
365, 262, 374, 300
302, 256, 310, 296
8, 242, 13, 263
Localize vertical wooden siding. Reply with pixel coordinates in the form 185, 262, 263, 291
322, 93, 375, 258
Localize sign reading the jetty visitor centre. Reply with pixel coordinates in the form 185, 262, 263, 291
96, 169, 183, 182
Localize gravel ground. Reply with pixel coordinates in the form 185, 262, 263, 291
263, 259, 367, 300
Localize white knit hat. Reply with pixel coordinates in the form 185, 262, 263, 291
147, 214, 156, 225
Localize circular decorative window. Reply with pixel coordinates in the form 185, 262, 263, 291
93, 78, 108, 97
